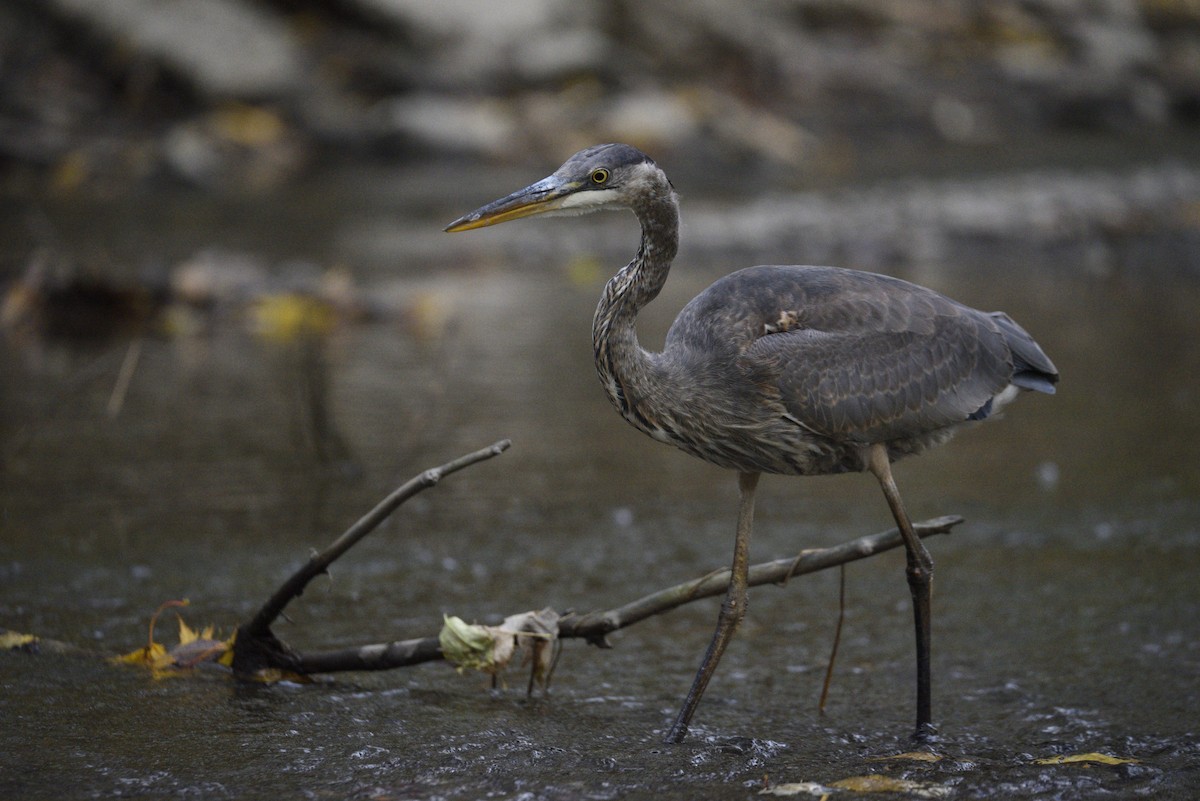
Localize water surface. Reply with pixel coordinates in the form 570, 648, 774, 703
2, 161, 1199, 799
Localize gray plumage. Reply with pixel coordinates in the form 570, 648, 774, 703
446, 142, 1059, 744
575, 145, 1058, 477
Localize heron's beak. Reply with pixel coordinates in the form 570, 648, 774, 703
445, 176, 580, 232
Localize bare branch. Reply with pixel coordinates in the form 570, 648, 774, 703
239, 439, 512, 641
560, 515, 963, 644
290, 515, 963, 674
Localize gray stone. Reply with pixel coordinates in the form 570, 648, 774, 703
48, 0, 303, 97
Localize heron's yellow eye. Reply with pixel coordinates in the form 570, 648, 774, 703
590, 168, 609, 185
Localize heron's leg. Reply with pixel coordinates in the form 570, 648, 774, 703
867, 443, 934, 738
665, 470, 760, 744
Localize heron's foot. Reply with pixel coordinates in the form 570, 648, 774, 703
912, 721, 940, 743
664, 719, 689, 744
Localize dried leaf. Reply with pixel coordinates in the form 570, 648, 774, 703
210, 103, 286, 147
439, 615, 498, 673
501, 608, 559, 689
440, 610, 559, 684
112, 641, 173, 672
112, 600, 233, 675
113, 599, 189, 671
0, 631, 38, 651
218, 631, 237, 667
1034, 753, 1140, 766
251, 294, 335, 341
168, 615, 230, 668
831, 775, 951, 798
759, 780, 837, 796
177, 616, 209, 645
52, 150, 90, 193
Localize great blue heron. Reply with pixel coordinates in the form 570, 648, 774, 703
446, 143, 1058, 744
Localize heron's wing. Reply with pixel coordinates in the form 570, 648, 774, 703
732, 270, 1017, 441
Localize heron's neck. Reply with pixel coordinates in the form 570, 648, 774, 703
592, 184, 680, 421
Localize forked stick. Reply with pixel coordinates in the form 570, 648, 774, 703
290, 515, 963, 674
237, 440, 512, 650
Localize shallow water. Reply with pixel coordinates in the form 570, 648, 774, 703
2, 161, 1199, 799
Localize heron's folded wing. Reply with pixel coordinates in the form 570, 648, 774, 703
745, 310, 1013, 441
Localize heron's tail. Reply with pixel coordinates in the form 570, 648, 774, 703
989, 311, 1059, 395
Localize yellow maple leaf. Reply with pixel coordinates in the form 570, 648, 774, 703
113, 599, 189, 671
210, 103, 286, 147
251, 293, 335, 341
112, 600, 234, 676
831, 775, 951, 798
1035, 753, 1140, 766
218, 631, 237, 667
112, 640, 173, 671
1, 631, 39, 651
168, 616, 232, 668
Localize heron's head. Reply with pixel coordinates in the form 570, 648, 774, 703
445, 143, 670, 232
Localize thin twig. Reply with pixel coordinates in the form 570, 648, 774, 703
818, 564, 845, 715
107, 337, 143, 418
240, 439, 512, 639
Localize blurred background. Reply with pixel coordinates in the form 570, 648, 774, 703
2, 2, 1199, 800
3, 0, 1200, 330
4, 0, 1200, 191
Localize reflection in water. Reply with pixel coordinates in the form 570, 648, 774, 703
2, 184, 1199, 799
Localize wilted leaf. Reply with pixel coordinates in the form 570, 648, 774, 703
831, 775, 951, 798
251, 294, 335, 341
113, 640, 173, 671
52, 150, 90, 193
211, 103, 286, 147
218, 631, 237, 668
1, 631, 39, 651
113, 599, 189, 671
1035, 753, 1140, 766
176, 617, 211, 645
168, 616, 231, 668
439, 610, 559, 685
439, 615, 498, 673
112, 600, 233, 676
759, 780, 838, 796
501, 608, 560, 690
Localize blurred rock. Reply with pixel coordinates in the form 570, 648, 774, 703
377, 94, 520, 155
162, 104, 308, 189
2, 0, 1198, 187
171, 249, 270, 307
352, 0, 606, 85
681, 162, 1200, 275
46, 0, 303, 98
1, 250, 161, 340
